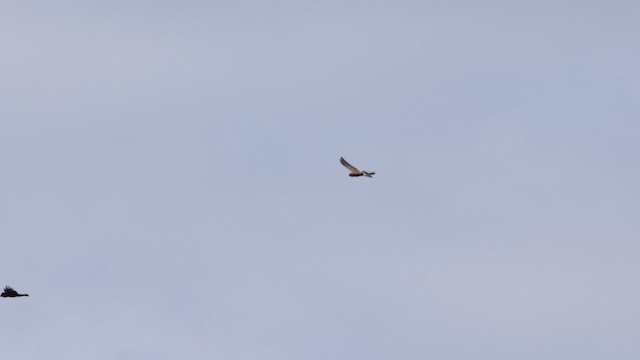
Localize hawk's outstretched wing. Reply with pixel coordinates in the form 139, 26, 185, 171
340, 157, 360, 174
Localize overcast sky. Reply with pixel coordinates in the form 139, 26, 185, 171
2, 1, 639, 359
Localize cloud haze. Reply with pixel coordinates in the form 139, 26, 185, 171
1, 1, 639, 359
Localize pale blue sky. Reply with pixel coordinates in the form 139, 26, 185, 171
2, 1, 639, 359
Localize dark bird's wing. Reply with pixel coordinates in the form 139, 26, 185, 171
3, 286, 18, 296
340, 157, 360, 173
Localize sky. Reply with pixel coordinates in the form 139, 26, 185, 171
1, 1, 639, 359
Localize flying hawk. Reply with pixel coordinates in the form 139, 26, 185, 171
340, 157, 375, 178
1, 286, 29, 298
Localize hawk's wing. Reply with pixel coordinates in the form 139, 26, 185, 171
340, 157, 360, 173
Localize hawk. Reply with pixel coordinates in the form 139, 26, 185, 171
340, 157, 375, 178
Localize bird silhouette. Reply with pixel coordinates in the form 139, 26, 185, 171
340, 157, 375, 178
1, 286, 28, 297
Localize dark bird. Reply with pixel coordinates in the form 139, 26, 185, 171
1, 286, 28, 298
340, 157, 375, 178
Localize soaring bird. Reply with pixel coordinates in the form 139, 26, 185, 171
340, 157, 375, 178
1, 286, 28, 298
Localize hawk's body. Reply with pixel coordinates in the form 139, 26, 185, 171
340, 157, 375, 178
